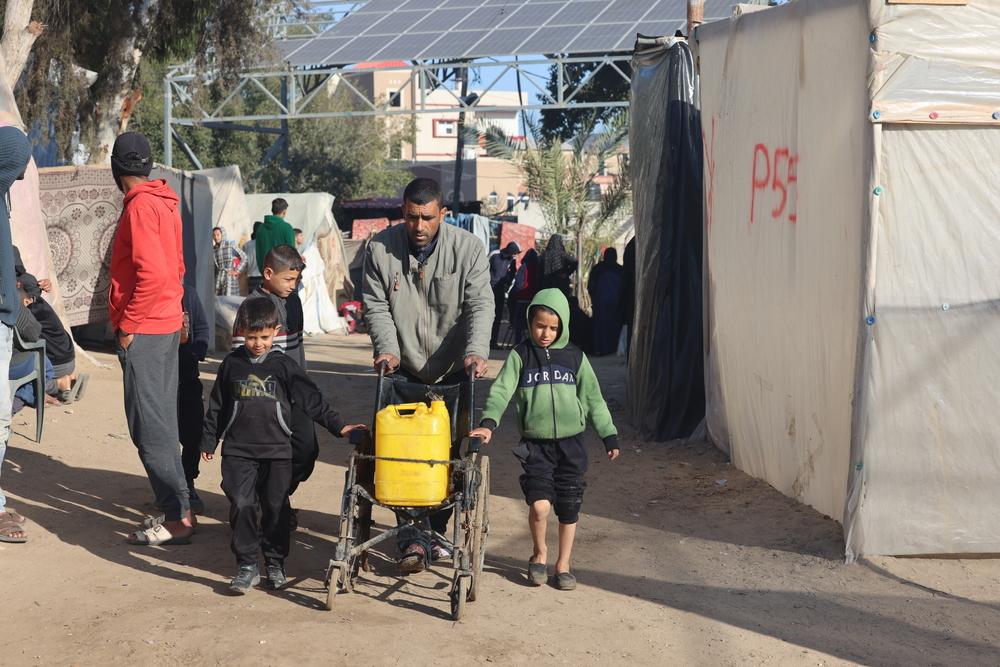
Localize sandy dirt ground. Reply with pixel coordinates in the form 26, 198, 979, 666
4, 333, 1000, 666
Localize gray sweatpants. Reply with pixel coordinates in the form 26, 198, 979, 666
118, 332, 189, 521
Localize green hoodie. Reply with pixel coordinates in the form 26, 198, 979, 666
255, 214, 297, 269
480, 288, 618, 451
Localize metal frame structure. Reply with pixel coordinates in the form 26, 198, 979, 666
163, 52, 636, 168
160, 1, 678, 170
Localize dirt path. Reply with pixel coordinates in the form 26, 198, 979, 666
4, 334, 1000, 666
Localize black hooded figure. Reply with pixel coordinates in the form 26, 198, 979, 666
540, 234, 578, 299
587, 247, 624, 356
489, 242, 520, 348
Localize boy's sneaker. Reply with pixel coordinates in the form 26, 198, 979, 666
188, 487, 205, 515
229, 564, 260, 595
266, 562, 288, 590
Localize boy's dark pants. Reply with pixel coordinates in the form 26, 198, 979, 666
177, 377, 203, 486
289, 404, 318, 496
222, 455, 292, 566
514, 436, 588, 524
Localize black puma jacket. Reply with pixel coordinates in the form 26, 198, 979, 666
202, 347, 345, 459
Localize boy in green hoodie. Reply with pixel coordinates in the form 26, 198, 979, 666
470, 288, 620, 591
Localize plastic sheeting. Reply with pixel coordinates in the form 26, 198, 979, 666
870, 0, 1000, 124
627, 38, 705, 442
153, 165, 253, 351
697, 0, 1000, 558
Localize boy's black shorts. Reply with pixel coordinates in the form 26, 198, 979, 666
513, 435, 588, 524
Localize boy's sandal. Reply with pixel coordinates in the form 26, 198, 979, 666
553, 572, 577, 591
1, 510, 26, 525
528, 561, 548, 586
125, 524, 192, 546
140, 514, 198, 533
0, 518, 28, 543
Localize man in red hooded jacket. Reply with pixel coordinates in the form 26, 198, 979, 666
109, 131, 193, 546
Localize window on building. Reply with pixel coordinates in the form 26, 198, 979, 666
433, 119, 458, 137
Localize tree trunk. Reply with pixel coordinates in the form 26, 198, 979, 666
1, 0, 42, 89
83, 0, 161, 164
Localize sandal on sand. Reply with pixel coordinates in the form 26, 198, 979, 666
528, 560, 547, 586
141, 514, 198, 533
1, 510, 26, 525
0, 518, 28, 543
553, 572, 577, 591
125, 524, 192, 546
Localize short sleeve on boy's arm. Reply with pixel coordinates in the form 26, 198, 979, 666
479, 350, 523, 430
577, 355, 618, 451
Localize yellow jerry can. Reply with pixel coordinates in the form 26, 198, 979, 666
375, 400, 452, 506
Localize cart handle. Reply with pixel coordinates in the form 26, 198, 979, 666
466, 436, 483, 455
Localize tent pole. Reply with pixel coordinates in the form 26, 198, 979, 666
163, 77, 173, 167
687, 0, 704, 35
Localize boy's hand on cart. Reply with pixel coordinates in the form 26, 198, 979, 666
374, 354, 399, 373
340, 424, 368, 437
202, 452, 214, 462
607, 448, 620, 461
469, 427, 492, 444
464, 354, 487, 378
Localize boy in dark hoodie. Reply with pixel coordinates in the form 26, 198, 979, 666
231, 244, 314, 528
471, 288, 620, 591
204, 297, 364, 594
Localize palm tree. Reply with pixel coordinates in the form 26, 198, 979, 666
480, 111, 631, 305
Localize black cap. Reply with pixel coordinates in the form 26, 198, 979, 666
111, 132, 153, 179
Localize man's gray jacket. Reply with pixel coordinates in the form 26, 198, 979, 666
362, 222, 493, 384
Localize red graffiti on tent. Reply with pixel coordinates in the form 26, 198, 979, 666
749, 143, 799, 225
702, 117, 716, 230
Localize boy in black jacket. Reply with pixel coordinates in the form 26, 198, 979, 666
231, 245, 315, 528
203, 298, 364, 594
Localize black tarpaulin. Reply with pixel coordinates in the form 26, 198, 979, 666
627, 37, 705, 441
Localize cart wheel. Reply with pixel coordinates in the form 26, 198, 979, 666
468, 455, 490, 602
450, 574, 469, 621
325, 564, 344, 611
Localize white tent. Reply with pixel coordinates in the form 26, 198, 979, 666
245, 192, 350, 335
696, 0, 1000, 559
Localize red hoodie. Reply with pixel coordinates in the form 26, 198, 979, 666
109, 179, 185, 334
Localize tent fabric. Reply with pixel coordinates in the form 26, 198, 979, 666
301, 243, 347, 335
695, 0, 1000, 559
245, 191, 353, 315
153, 165, 246, 350
627, 38, 705, 442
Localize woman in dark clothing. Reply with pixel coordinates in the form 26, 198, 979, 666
489, 242, 520, 348
587, 247, 624, 356
508, 247, 540, 342
540, 234, 578, 299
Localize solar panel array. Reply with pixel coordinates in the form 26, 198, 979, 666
281, 0, 734, 66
